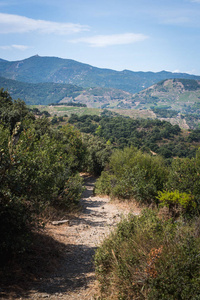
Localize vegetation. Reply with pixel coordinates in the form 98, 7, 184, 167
1, 84, 200, 298
95, 209, 200, 299
94, 142, 200, 298
95, 147, 167, 204
0, 77, 83, 105
0, 89, 86, 264
68, 114, 200, 160
157, 190, 196, 218
82, 134, 112, 175
152, 107, 178, 118
49, 101, 87, 107
95, 144, 200, 212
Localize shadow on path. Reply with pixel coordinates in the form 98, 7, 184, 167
0, 175, 101, 299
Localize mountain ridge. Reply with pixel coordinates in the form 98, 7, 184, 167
1, 55, 200, 94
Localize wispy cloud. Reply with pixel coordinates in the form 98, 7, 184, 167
0, 13, 89, 35
190, 0, 200, 3
71, 33, 148, 47
0, 44, 30, 51
162, 16, 190, 25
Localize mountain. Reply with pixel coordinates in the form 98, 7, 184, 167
1, 55, 200, 94
0, 76, 134, 106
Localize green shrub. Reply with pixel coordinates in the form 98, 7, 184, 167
54, 173, 84, 209
157, 190, 196, 217
95, 210, 200, 299
0, 193, 32, 263
82, 134, 112, 175
94, 171, 112, 195
95, 147, 168, 204
0, 93, 86, 263
166, 150, 200, 212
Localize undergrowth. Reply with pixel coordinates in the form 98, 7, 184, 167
94, 209, 200, 300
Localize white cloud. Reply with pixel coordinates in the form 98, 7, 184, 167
0, 44, 30, 51
190, 0, 200, 3
0, 13, 89, 35
12, 44, 30, 50
70, 33, 148, 47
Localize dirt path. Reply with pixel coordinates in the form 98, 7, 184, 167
25, 175, 140, 299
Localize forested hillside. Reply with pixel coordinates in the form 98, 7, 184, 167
0, 76, 83, 105
2, 73, 200, 129
68, 113, 200, 160
0, 76, 134, 106
1, 55, 200, 93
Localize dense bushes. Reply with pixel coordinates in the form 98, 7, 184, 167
95, 209, 200, 300
95, 146, 200, 298
95, 145, 200, 215
0, 90, 85, 263
95, 147, 168, 204
82, 134, 112, 175
166, 149, 200, 212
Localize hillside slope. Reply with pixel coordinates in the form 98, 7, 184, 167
1, 55, 200, 94
0, 76, 134, 106
131, 78, 200, 111
0, 76, 83, 105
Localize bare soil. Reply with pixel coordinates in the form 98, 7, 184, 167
0, 174, 140, 300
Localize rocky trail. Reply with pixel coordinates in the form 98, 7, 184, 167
3, 175, 140, 300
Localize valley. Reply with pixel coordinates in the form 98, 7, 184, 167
1, 56, 200, 128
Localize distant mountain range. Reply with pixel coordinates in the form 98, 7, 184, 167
2, 65, 200, 128
1, 55, 200, 94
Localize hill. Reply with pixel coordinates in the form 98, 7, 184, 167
131, 78, 200, 110
0, 76, 83, 105
1, 55, 200, 94
129, 78, 200, 128
0, 76, 134, 106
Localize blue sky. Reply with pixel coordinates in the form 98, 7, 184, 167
0, 0, 200, 74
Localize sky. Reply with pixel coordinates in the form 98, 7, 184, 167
0, 0, 200, 74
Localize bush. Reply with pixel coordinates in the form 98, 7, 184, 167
82, 134, 112, 175
0, 92, 86, 263
157, 190, 196, 218
95, 209, 200, 300
0, 193, 32, 263
55, 173, 84, 209
95, 147, 168, 204
166, 150, 200, 212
